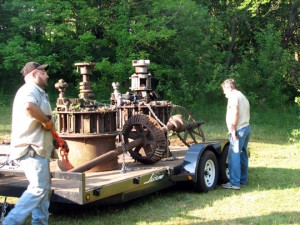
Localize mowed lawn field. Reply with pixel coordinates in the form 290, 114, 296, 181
1, 105, 300, 224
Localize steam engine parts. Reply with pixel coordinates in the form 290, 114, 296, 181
53, 60, 205, 172
54, 62, 118, 172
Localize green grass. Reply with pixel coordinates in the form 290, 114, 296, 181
1, 104, 300, 224
195, 104, 300, 145
0, 106, 11, 141
43, 142, 299, 225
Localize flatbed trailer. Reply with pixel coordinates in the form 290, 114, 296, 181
0, 140, 229, 207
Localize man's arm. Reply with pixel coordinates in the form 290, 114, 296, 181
25, 102, 53, 129
230, 103, 239, 140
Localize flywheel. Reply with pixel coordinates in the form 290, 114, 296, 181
122, 114, 167, 164
169, 105, 205, 147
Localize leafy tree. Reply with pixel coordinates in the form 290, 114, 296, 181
234, 24, 292, 106
195, 0, 299, 107
0, 0, 108, 100
0, 0, 298, 108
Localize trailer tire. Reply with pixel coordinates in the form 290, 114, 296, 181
218, 144, 230, 184
195, 150, 219, 192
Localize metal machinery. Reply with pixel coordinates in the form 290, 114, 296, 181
0, 60, 230, 207
54, 63, 118, 172
53, 60, 206, 172
111, 59, 205, 164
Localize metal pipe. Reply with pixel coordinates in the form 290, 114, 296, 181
68, 137, 145, 173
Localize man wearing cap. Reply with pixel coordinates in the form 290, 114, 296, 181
2, 62, 54, 225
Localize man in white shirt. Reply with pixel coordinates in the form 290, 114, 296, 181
221, 79, 251, 190
3, 62, 54, 225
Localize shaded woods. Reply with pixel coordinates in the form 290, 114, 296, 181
0, 0, 299, 108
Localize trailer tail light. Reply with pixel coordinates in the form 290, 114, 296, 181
86, 194, 90, 201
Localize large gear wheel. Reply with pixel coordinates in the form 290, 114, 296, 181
169, 105, 205, 147
122, 114, 167, 164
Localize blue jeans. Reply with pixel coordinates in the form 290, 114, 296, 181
3, 150, 51, 225
228, 125, 251, 186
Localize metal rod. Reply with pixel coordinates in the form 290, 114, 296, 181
68, 138, 145, 173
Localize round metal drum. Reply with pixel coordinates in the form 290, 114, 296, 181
58, 133, 118, 172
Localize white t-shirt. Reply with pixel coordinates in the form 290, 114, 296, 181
10, 81, 54, 160
226, 90, 250, 132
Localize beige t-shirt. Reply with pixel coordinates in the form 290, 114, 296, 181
226, 90, 250, 132
10, 81, 54, 160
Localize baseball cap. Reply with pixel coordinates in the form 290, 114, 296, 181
21, 62, 49, 77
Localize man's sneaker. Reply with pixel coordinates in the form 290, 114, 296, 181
222, 182, 240, 190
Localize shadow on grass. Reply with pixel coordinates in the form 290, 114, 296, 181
248, 167, 300, 190
173, 211, 300, 225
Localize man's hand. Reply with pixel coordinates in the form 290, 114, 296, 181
53, 139, 69, 153
62, 140, 69, 153
51, 128, 69, 153
231, 131, 238, 141
42, 119, 54, 130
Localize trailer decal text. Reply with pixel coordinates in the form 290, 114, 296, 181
144, 173, 164, 184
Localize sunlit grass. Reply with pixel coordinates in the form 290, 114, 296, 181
0, 106, 11, 141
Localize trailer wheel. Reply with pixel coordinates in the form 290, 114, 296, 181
218, 144, 229, 184
195, 150, 219, 192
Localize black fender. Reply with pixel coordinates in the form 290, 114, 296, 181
180, 139, 228, 182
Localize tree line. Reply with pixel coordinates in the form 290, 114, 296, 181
0, 0, 299, 108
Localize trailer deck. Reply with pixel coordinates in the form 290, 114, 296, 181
0, 145, 188, 206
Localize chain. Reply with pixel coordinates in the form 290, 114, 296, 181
0, 154, 9, 168
117, 107, 128, 174
0, 154, 19, 169
144, 102, 175, 159
144, 103, 167, 129
0, 197, 8, 222
116, 107, 122, 139
120, 143, 127, 173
